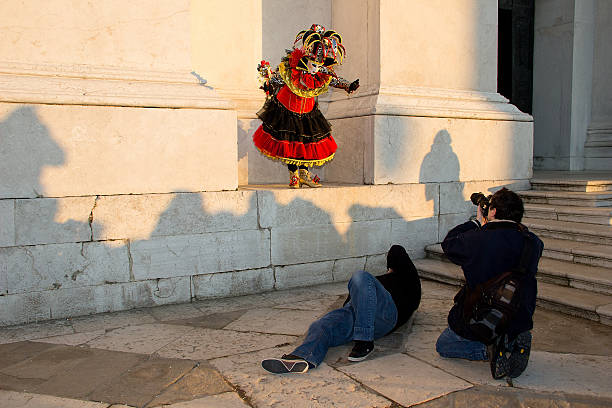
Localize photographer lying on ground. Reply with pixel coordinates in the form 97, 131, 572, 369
435, 187, 543, 379
261, 245, 421, 373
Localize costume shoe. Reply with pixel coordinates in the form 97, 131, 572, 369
299, 169, 322, 188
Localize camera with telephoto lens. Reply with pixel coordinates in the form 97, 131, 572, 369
470, 192, 492, 217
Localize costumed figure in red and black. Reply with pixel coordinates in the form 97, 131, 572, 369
254, 24, 359, 188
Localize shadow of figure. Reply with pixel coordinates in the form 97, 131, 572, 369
419, 129, 466, 240
0, 106, 64, 198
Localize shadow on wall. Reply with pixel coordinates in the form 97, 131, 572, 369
420, 129, 464, 206
0, 104, 437, 325
0, 106, 64, 198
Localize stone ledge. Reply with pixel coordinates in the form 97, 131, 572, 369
0, 62, 234, 110
324, 85, 533, 121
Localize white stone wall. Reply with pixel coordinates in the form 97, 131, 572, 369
0, 0, 538, 326
0, 180, 533, 326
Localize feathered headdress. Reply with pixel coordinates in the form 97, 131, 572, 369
293, 24, 345, 70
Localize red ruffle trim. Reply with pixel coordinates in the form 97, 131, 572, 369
253, 126, 337, 161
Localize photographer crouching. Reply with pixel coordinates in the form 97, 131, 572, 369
435, 187, 544, 379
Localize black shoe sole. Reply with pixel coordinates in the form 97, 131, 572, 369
508, 332, 531, 378
261, 358, 309, 374
490, 337, 510, 379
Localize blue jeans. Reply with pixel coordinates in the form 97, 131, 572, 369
291, 270, 398, 367
435, 327, 489, 361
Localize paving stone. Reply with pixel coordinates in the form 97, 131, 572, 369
161, 392, 249, 407
223, 308, 324, 336
412, 298, 455, 326
0, 319, 74, 344
273, 296, 339, 312
0, 341, 57, 369
0, 344, 146, 401
70, 309, 157, 333
165, 310, 247, 330
211, 346, 392, 408
338, 353, 473, 407
147, 363, 232, 407
420, 279, 460, 300
319, 341, 354, 367
531, 307, 612, 356
32, 330, 106, 346
315, 282, 349, 297
156, 327, 295, 361
30, 347, 146, 399
263, 286, 332, 305
513, 352, 612, 398
402, 325, 498, 386
413, 385, 597, 408
0, 390, 107, 408
88, 357, 197, 407
85, 323, 194, 354
193, 294, 278, 316
147, 303, 205, 322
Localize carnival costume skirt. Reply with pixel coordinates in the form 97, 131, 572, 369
253, 86, 337, 167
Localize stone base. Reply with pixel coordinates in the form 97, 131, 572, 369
1, 181, 531, 326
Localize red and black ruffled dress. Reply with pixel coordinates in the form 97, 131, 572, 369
253, 51, 337, 167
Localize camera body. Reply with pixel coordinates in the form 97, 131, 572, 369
470, 192, 492, 217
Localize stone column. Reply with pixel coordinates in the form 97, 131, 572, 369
326, 0, 533, 184
532, 0, 596, 170
585, 0, 612, 170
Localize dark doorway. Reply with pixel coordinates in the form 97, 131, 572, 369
498, 0, 534, 114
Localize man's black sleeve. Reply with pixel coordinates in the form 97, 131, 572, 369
441, 220, 480, 266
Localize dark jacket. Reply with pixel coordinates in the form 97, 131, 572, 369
344, 245, 422, 332
377, 266, 421, 331
442, 220, 544, 340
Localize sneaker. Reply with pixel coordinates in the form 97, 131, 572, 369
490, 331, 532, 379
261, 354, 309, 374
348, 340, 374, 362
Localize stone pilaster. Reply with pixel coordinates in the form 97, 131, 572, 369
325, 0, 533, 184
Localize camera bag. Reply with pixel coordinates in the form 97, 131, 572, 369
459, 225, 534, 345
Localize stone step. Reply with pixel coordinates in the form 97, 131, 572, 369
413, 258, 612, 325
523, 217, 612, 245
524, 203, 612, 226
423, 243, 612, 295
426, 238, 612, 269
540, 237, 612, 269
518, 190, 612, 207
530, 174, 612, 192
425, 237, 612, 269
